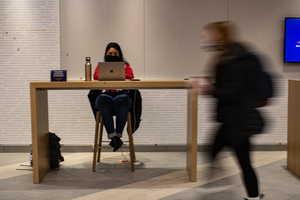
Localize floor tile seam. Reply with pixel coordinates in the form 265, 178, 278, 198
217, 190, 246, 199
252, 152, 286, 160
287, 194, 300, 200
271, 175, 300, 186
222, 190, 250, 199
190, 158, 289, 197
118, 178, 178, 189
123, 171, 238, 199
72, 188, 141, 200
133, 188, 202, 200
0, 162, 288, 199
286, 176, 300, 183
195, 155, 278, 174
253, 156, 284, 162
252, 156, 286, 169
23, 189, 85, 200
72, 167, 239, 200
53, 154, 125, 168
196, 155, 243, 171
0, 163, 32, 181
0, 153, 288, 198
259, 154, 287, 162
0, 180, 33, 190
262, 168, 295, 179
0, 191, 33, 200
252, 161, 298, 194
252, 153, 286, 162
84, 156, 287, 200
72, 181, 187, 199
0, 162, 31, 170
267, 185, 300, 197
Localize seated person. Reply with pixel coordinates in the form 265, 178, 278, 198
94, 42, 134, 152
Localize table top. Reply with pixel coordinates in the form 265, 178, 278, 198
30, 79, 190, 90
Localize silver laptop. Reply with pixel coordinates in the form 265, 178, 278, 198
98, 62, 125, 81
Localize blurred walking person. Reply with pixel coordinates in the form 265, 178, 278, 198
199, 21, 265, 200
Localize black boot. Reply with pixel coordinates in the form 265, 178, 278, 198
109, 140, 114, 148
111, 137, 123, 152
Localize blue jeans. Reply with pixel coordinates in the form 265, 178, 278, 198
95, 93, 131, 139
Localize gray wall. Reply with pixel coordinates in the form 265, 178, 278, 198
60, 0, 300, 80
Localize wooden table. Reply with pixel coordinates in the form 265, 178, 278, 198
287, 80, 300, 178
30, 80, 198, 183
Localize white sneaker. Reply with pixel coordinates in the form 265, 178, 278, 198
243, 193, 265, 200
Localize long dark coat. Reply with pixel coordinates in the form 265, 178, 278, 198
213, 43, 264, 147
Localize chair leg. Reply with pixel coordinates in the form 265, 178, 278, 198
93, 111, 100, 172
127, 112, 135, 172
97, 116, 104, 163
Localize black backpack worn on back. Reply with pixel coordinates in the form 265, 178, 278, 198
49, 132, 64, 170
88, 89, 142, 133
242, 52, 274, 107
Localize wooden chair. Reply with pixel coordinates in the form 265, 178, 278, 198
92, 111, 136, 172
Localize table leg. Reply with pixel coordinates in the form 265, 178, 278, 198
31, 86, 50, 183
186, 89, 198, 182
287, 80, 300, 178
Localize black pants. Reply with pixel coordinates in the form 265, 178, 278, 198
212, 124, 259, 198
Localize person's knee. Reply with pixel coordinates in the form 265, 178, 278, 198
96, 95, 112, 103
115, 97, 131, 110
96, 96, 113, 109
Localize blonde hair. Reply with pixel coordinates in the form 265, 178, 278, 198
203, 21, 238, 44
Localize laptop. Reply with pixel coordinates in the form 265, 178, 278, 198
98, 62, 125, 81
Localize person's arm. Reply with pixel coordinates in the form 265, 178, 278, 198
125, 63, 134, 79
213, 63, 245, 104
93, 65, 99, 80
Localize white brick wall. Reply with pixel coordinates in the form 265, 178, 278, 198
0, 0, 288, 145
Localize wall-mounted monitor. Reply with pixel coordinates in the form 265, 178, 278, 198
284, 17, 300, 63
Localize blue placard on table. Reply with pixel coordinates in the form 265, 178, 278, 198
51, 70, 67, 82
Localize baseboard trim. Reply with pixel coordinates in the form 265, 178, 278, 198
0, 144, 287, 153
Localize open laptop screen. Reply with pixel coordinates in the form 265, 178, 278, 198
98, 62, 125, 81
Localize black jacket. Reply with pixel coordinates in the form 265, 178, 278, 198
213, 43, 264, 146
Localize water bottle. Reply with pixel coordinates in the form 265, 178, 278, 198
85, 57, 92, 81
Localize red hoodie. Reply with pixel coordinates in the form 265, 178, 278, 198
93, 63, 134, 93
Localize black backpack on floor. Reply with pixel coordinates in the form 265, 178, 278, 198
49, 132, 64, 170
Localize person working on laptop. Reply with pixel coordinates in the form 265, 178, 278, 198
93, 42, 134, 152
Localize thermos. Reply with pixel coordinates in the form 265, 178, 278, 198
85, 57, 92, 81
